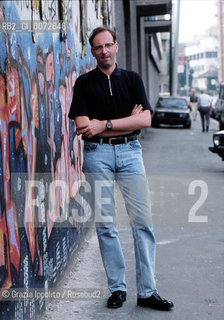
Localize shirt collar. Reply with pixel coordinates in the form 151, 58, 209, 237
95, 64, 121, 77
112, 65, 121, 76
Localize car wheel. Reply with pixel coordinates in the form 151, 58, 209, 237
184, 120, 191, 129
152, 120, 159, 128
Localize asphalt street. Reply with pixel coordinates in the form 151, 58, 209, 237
38, 115, 224, 320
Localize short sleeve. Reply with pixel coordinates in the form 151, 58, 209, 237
133, 73, 153, 113
68, 76, 90, 120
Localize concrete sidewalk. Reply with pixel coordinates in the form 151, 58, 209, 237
38, 225, 177, 320
38, 224, 224, 320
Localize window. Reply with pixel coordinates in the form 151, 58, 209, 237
205, 52, 217, 58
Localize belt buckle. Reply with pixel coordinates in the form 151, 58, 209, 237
108, 137, 117, 145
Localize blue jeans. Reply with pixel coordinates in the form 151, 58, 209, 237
83, 139, 157, 298
199, 106, 210, 131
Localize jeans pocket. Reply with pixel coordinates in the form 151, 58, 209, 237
128, 140, 142, 151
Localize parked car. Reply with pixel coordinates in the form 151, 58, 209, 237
210, 96, 219, 120
152, 96, 191, 128
209, 130, 224, 161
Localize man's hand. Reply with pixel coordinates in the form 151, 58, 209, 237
131, 104, 143, 115
76, 119, 106, 138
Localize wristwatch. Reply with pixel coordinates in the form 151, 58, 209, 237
106, 120, 113, 131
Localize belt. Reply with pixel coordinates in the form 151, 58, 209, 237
84, 135, 137, 145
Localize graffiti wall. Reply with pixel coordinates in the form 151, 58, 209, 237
0, 1, 112, 319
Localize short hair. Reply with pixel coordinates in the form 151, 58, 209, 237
89, 26, 116, 48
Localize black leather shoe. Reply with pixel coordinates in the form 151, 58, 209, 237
107, 290, 127, 308
137, 292, 174, 311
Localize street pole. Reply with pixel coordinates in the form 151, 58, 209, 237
172, 0, 181, 96
218, 0, 224, 83
186, 57, 189, 96
169, 9, 173, 95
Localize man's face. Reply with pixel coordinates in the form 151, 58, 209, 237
91, 31, 118, 70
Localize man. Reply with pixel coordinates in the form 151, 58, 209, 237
189, 89, 198, 120
198, 90, 212, 132
69, 26, 173, 311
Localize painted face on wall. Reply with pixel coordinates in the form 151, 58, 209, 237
46, 51, 54, 85
91, 31, 118, 71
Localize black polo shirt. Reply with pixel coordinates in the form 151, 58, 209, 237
68, 65, 152, 134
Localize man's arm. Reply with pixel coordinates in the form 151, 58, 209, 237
75, 115, 133, 137
110, 109, 151, 131
75, 116, 90, 131
74, 107, 151, 139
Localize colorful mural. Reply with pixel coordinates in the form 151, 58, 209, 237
0, 0, 112, 319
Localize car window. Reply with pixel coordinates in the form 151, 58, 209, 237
156, 98, 188, 109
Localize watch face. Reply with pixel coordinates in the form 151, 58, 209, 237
107, 120, 112, 130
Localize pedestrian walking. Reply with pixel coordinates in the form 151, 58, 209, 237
189, 89, 198, 120
68, 26, 173, 311
198, 90, 212, 132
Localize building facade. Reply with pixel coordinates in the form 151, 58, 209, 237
114, 0, 172, 107
185, 36, 218, 91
